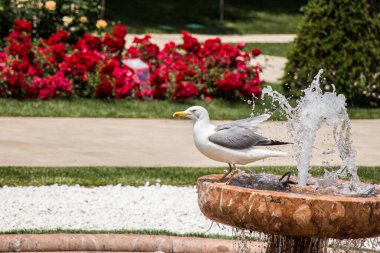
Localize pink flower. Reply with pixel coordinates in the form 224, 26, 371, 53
236, 43, 246, 49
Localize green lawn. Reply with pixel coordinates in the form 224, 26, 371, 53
1, 166, 379, 187
0, 98, 379, 120
0, 228, 232, 239
242, 43, 294, 57
106, 0, 306, 34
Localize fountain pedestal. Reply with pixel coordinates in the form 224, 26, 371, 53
266, 235, 322, 253
197, 174, 380, 252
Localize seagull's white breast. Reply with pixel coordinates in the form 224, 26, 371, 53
191, 119, 287, 165
192, 120, 244, 164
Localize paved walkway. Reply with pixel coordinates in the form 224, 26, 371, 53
251, 55, 287, 83
0, 117, 378, 167
126, 33, 296, 48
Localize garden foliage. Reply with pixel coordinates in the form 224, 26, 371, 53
0, 0, 102, 42
283, 0, 380, 107
0, 20, 263, 100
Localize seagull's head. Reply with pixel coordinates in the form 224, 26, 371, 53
173, 106, 209, 122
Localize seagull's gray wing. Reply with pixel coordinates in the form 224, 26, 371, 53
209, 126, 281, 150
215, 113, 271, 131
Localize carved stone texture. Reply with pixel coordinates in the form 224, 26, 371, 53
197, 174, 380, 239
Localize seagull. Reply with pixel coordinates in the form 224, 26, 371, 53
173, 106, 290, 183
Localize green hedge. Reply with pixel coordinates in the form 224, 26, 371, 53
283, 0, 380, 107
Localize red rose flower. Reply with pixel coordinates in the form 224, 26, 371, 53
133, 35, 151, 44
113, 24, 127, 39
45, 30, 69, 46
126, 46, 141, 58
143, 43, 159, 57
216, 71, 244, 93
172, 81, 199, 100
104, 33, 125, 53
96, 79, 114, 98
135, 89, 153, 100
32, 71, 73, 99
252, 48, 261, 57
13, 20, 32, 34
150, 67, 169, 87
75, 34, 103, 51
162, 41, 177, 54
96, 59, 137, 99
241, 78, 262, 98
181, 31, 200, 54
50, 43, 67, 62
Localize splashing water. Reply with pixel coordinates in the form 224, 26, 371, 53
262, 69, 372, 194
232, 228, 380, 253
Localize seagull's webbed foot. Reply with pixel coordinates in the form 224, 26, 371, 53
218, 163, 233, 182
226, 164, 238, 185
279, 171, 297, 187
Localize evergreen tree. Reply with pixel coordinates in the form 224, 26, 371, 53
283, 0, 380, 107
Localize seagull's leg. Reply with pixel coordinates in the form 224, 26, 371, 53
226, 164, 238, 185
219, 163, 233, 182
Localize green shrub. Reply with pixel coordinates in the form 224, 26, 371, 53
283, 0, 380, 107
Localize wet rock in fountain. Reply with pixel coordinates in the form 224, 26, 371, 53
229, 172, 294, 192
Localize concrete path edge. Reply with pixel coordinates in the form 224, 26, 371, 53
0, 234, 262, 253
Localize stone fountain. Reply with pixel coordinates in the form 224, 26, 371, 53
197, 174, 380, 252
197, 70, 380, 252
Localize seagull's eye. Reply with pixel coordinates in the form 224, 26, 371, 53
191, 109, 196, 113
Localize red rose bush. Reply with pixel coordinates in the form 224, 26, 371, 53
0, 20, 263, 100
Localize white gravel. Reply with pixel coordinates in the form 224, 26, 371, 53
0, 184, 230, 235
2, 184, 378, 251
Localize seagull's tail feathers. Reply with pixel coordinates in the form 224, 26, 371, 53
272, 150, 288, 157
258, 150, 288, 157
244, 149, 288, 164
266, 140, 292, 146
255, 138, 292, 146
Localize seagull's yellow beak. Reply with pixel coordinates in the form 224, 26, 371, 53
173, 111, 189, 118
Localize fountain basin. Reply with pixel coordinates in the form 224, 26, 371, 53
197, 174, 380, 239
